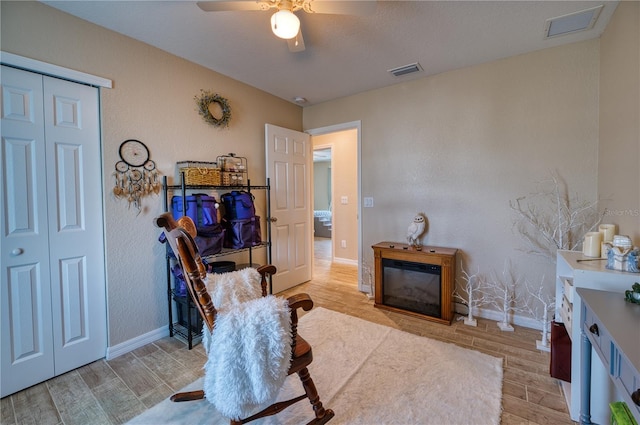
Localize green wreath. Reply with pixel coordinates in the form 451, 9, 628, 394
195, 90, 231, 128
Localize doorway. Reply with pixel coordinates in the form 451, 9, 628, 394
308, 121, 362, 290
313, 147, 333, 263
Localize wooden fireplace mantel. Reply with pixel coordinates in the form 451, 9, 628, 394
372, 242, 458, 325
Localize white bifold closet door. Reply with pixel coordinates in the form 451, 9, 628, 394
1, 65, 107, 397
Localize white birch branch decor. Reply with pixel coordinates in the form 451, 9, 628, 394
509, 171, 604, 262
486, 260, 522, 331
453, 263, 491, 326
520, 276, 556, 351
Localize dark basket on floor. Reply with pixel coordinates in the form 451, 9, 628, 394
173, 295, 203, 333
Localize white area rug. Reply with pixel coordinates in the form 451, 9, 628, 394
128, 307, 503, 425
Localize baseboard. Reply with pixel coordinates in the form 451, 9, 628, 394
106, 326, 169, 360
457, 305, 543, 330
333, 257, 358, 266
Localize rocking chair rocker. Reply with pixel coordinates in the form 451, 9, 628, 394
155, 212, 334, 425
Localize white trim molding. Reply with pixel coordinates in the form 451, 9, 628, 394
456, 305, 543, 330
106, 326, 169, 360
1, 51, 112, 88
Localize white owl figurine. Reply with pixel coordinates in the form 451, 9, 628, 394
407, 214, 426, 247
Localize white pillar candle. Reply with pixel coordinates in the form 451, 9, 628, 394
598, 224, 617, 242
583, 232, 602, 257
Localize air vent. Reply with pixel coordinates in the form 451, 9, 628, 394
544, 5, 603, 39
388, 62, 423, 77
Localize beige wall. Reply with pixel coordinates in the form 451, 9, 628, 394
599, 0, 640, 244
313, 130, 358, 262
1, 1, 302, 347
304, 40, 602, 321
313, 161, 331, 210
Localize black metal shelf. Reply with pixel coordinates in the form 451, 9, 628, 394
164, 242, 269, 261
202, 242, 269, 260
165, 184, 269, 190
170, 323, 203, 344
161, 174, 271, 349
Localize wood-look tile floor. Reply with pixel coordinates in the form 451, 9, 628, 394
1, 238, 575, 425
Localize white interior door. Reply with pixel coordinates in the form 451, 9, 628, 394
0, 66, 54, 395
265, 124, 311, 293
1, 66, 106, 397
42, 75, 107, 374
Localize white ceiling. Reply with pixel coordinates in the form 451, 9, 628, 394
43, 0, 618, 106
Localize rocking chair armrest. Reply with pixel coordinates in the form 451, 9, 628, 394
256, 265, 276, 297
257, 264, 276, 276
285, 293, 313, 354
286, 293, 313, 312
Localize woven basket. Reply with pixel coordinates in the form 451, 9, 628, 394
177, 161, 221, 185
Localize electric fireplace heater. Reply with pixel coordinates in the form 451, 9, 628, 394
382, 259, 441, 318
373, 242, 457, 325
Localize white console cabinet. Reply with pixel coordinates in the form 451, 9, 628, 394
555, 250, 639, 422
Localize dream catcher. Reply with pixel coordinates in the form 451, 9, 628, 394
113, 139, 161, 211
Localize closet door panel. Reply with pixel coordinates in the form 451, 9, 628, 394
43, 76, 106, 374
59, 256, 86, 343
1, 66, 54, 397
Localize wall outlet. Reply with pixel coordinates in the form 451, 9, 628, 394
341, 240, 347, 248
341, 196, 348, 204
364, 197, 374, 208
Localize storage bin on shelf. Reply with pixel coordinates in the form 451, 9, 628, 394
222, 171, 246, 186
173, 294, 203, 333
217, 153, 247, 186
206, 261, 236, 274
177, 161, 220, 185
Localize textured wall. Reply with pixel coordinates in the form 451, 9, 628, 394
313, 161, 331, 211
2, 1, 302, 347
599, 1, 640, 245
304, 40, 601, 320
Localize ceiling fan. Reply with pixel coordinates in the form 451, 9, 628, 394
196, 0, 377, 52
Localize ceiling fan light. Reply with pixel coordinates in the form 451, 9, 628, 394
271, 10, 300, 39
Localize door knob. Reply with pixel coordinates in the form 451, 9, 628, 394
11, 248, 24, 256
268, 217, 278, 222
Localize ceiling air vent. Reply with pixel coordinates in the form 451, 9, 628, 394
388, 62, 423, 77
544, 5, 603, 39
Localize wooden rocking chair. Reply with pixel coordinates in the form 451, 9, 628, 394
155, 212, 334, 425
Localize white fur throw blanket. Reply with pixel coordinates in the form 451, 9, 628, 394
205, 267, 263, 307
201, 270, 292, 420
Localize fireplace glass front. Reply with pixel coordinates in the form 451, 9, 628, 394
381, 258, 441, 318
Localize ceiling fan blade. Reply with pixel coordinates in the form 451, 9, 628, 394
306, 0, 377, 15
196, 1, 270, 12
287, 31, 306, 52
